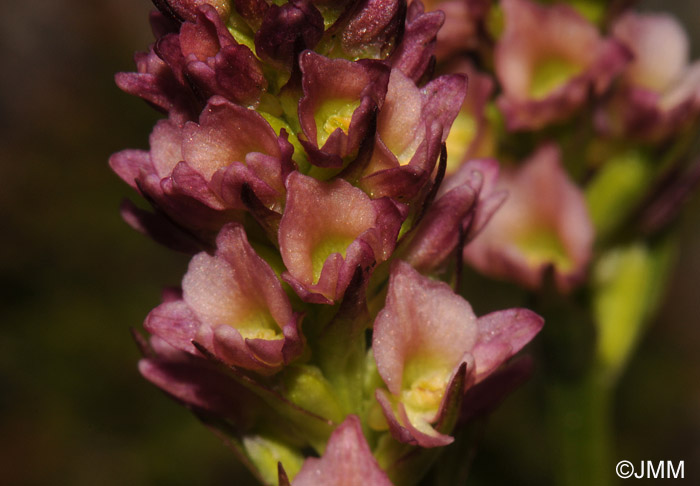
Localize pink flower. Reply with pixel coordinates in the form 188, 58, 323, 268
359, 68, 466, 200
297, 51, 390, 168
279, 172, 405, 304
463, 144, 594, 292
596, 12, 700, 141
372, 262, 543, 447
495, 0, 629, 131
145, 223, 304, 373
110, 96, 295, 248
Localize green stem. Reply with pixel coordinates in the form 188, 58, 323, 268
547, 370, 613, 486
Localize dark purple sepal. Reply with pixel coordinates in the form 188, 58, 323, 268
138, 335, 257, 425
167, 161, 228, 208
210, 163, 280, 211
278, 463, 291, 486
421, 74, 468, 141
115, 46, 201, 123
109, 149, 150, 191
151, 0, 231, 23
111, 123, 242, 247
359, 122, 442, 201
240, 183, 284, 245
145, 300, 201, 355
402, 183, 478, 273
359, 72, 465, 201
389, 1, 443, 82
255, 0, 325, 72
338, 0, 406, 60
119, 199, 205, 254
178, 5, 267, 107
439, 158, 507, 243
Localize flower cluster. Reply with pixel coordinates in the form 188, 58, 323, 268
114, 1, 545, 484
113, 0, 700, 484
423, 0, 700, 293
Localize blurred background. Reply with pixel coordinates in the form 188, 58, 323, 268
0, 1, 697, 484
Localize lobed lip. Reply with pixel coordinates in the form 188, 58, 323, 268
109, 95, 296, 250
297, 50, 390, 168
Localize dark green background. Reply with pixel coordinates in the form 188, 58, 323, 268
1, 1, 697, 484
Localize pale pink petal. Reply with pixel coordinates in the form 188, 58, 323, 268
176, 223, 302, 371
472, 308, 544, 381
373, 261, 478, 395
183, 96, 283, 181
613, 12, 689, 93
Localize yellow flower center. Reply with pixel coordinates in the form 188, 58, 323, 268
315, 99, 360, 147
236, 311, 283, 341
445, 112, 478, 174
516, 226, 573, 271
401, 369, 449, 414
529, 56, 582, 99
